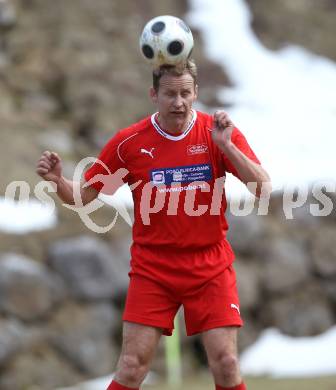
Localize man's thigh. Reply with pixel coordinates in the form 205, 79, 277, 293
201, 326, 239, 361
119, 321, 163, 362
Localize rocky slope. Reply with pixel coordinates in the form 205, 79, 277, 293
246, 0, 336, 60
0, 0, 335, 388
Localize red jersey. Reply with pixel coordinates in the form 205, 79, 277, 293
84, 110, 260, 278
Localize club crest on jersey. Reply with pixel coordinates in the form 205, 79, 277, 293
187, 144, 208, 155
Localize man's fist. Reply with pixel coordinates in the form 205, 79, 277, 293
36, 151, 62, 184
211, 110, 235, 149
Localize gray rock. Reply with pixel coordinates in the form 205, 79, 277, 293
321, 279, 336, 304
0, 342, 84, 390
261, 237, 311, 293
0, 253, 66, 320
311, 225, 336, 276
21, 91, 59, 118
261, 282, 334, 336
0, 318, 26, 367
0, 0, 16, 30
38, 127, 74, 155
48, 301, 119, 376
234, 260, 261, 310
238, 315, 262, 352
287, 196, 321, 227
0, 318, 55, 369
0, 84, 13, 115
226, 213, 269, 257
48, 236, 129, 300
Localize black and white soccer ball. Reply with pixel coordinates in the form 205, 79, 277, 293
139, 15, 194, 68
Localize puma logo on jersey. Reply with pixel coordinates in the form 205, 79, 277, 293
230, 303, 240, 314
140, 148, 155, 158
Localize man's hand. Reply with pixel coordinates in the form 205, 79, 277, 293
211, 110, 235, 150
36, 150, 62, 184
210, 111, 272, 198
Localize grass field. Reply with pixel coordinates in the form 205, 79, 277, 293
144, 374, 336, 390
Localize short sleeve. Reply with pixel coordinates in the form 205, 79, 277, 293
84, 131, 129, 194
222, 128, 261, 180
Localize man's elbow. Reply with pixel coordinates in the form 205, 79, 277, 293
81, 186, 100, 205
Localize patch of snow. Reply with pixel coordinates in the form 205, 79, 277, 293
188, 0, 336, 199
0, 197, 57, 234
241, 327, 336, 377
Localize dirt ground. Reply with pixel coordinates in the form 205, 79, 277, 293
144, 373, 336, 390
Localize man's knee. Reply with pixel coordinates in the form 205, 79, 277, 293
116, 354, 149, 384
210, 352, 239, 377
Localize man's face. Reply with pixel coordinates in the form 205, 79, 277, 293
150, 72, 198, 128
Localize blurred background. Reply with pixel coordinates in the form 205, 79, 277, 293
0, 0, 335, 389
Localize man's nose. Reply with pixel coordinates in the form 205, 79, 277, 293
173, 95, 183, 107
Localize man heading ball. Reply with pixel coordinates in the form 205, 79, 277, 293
36, 60, 271, 390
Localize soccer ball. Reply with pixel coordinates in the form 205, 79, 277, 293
139, 15, 194, 68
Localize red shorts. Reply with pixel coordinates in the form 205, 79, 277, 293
123, 264, 243, 336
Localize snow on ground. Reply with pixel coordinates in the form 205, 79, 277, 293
240, 326, 336, 378
0, 196, 57, 234
188, 0, 336, 199
0, 185, 133, 234
99, 185, 134, 209
56, 375, 112, 390
98, 185, 134, 226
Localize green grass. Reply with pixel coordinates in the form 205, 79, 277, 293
144, 374, 336, 390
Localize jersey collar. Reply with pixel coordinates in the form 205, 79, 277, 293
151, 109, 197, 141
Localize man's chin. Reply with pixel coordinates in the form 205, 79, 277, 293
169, 113, 187, 122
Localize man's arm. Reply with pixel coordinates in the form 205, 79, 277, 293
211, 111, 272, 198
36, 150, 99, 205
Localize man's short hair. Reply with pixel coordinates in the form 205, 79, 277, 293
152, 59, 198, 92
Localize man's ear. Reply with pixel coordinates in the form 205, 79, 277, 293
150, 87, 158, 103
194, 84, 199, 101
